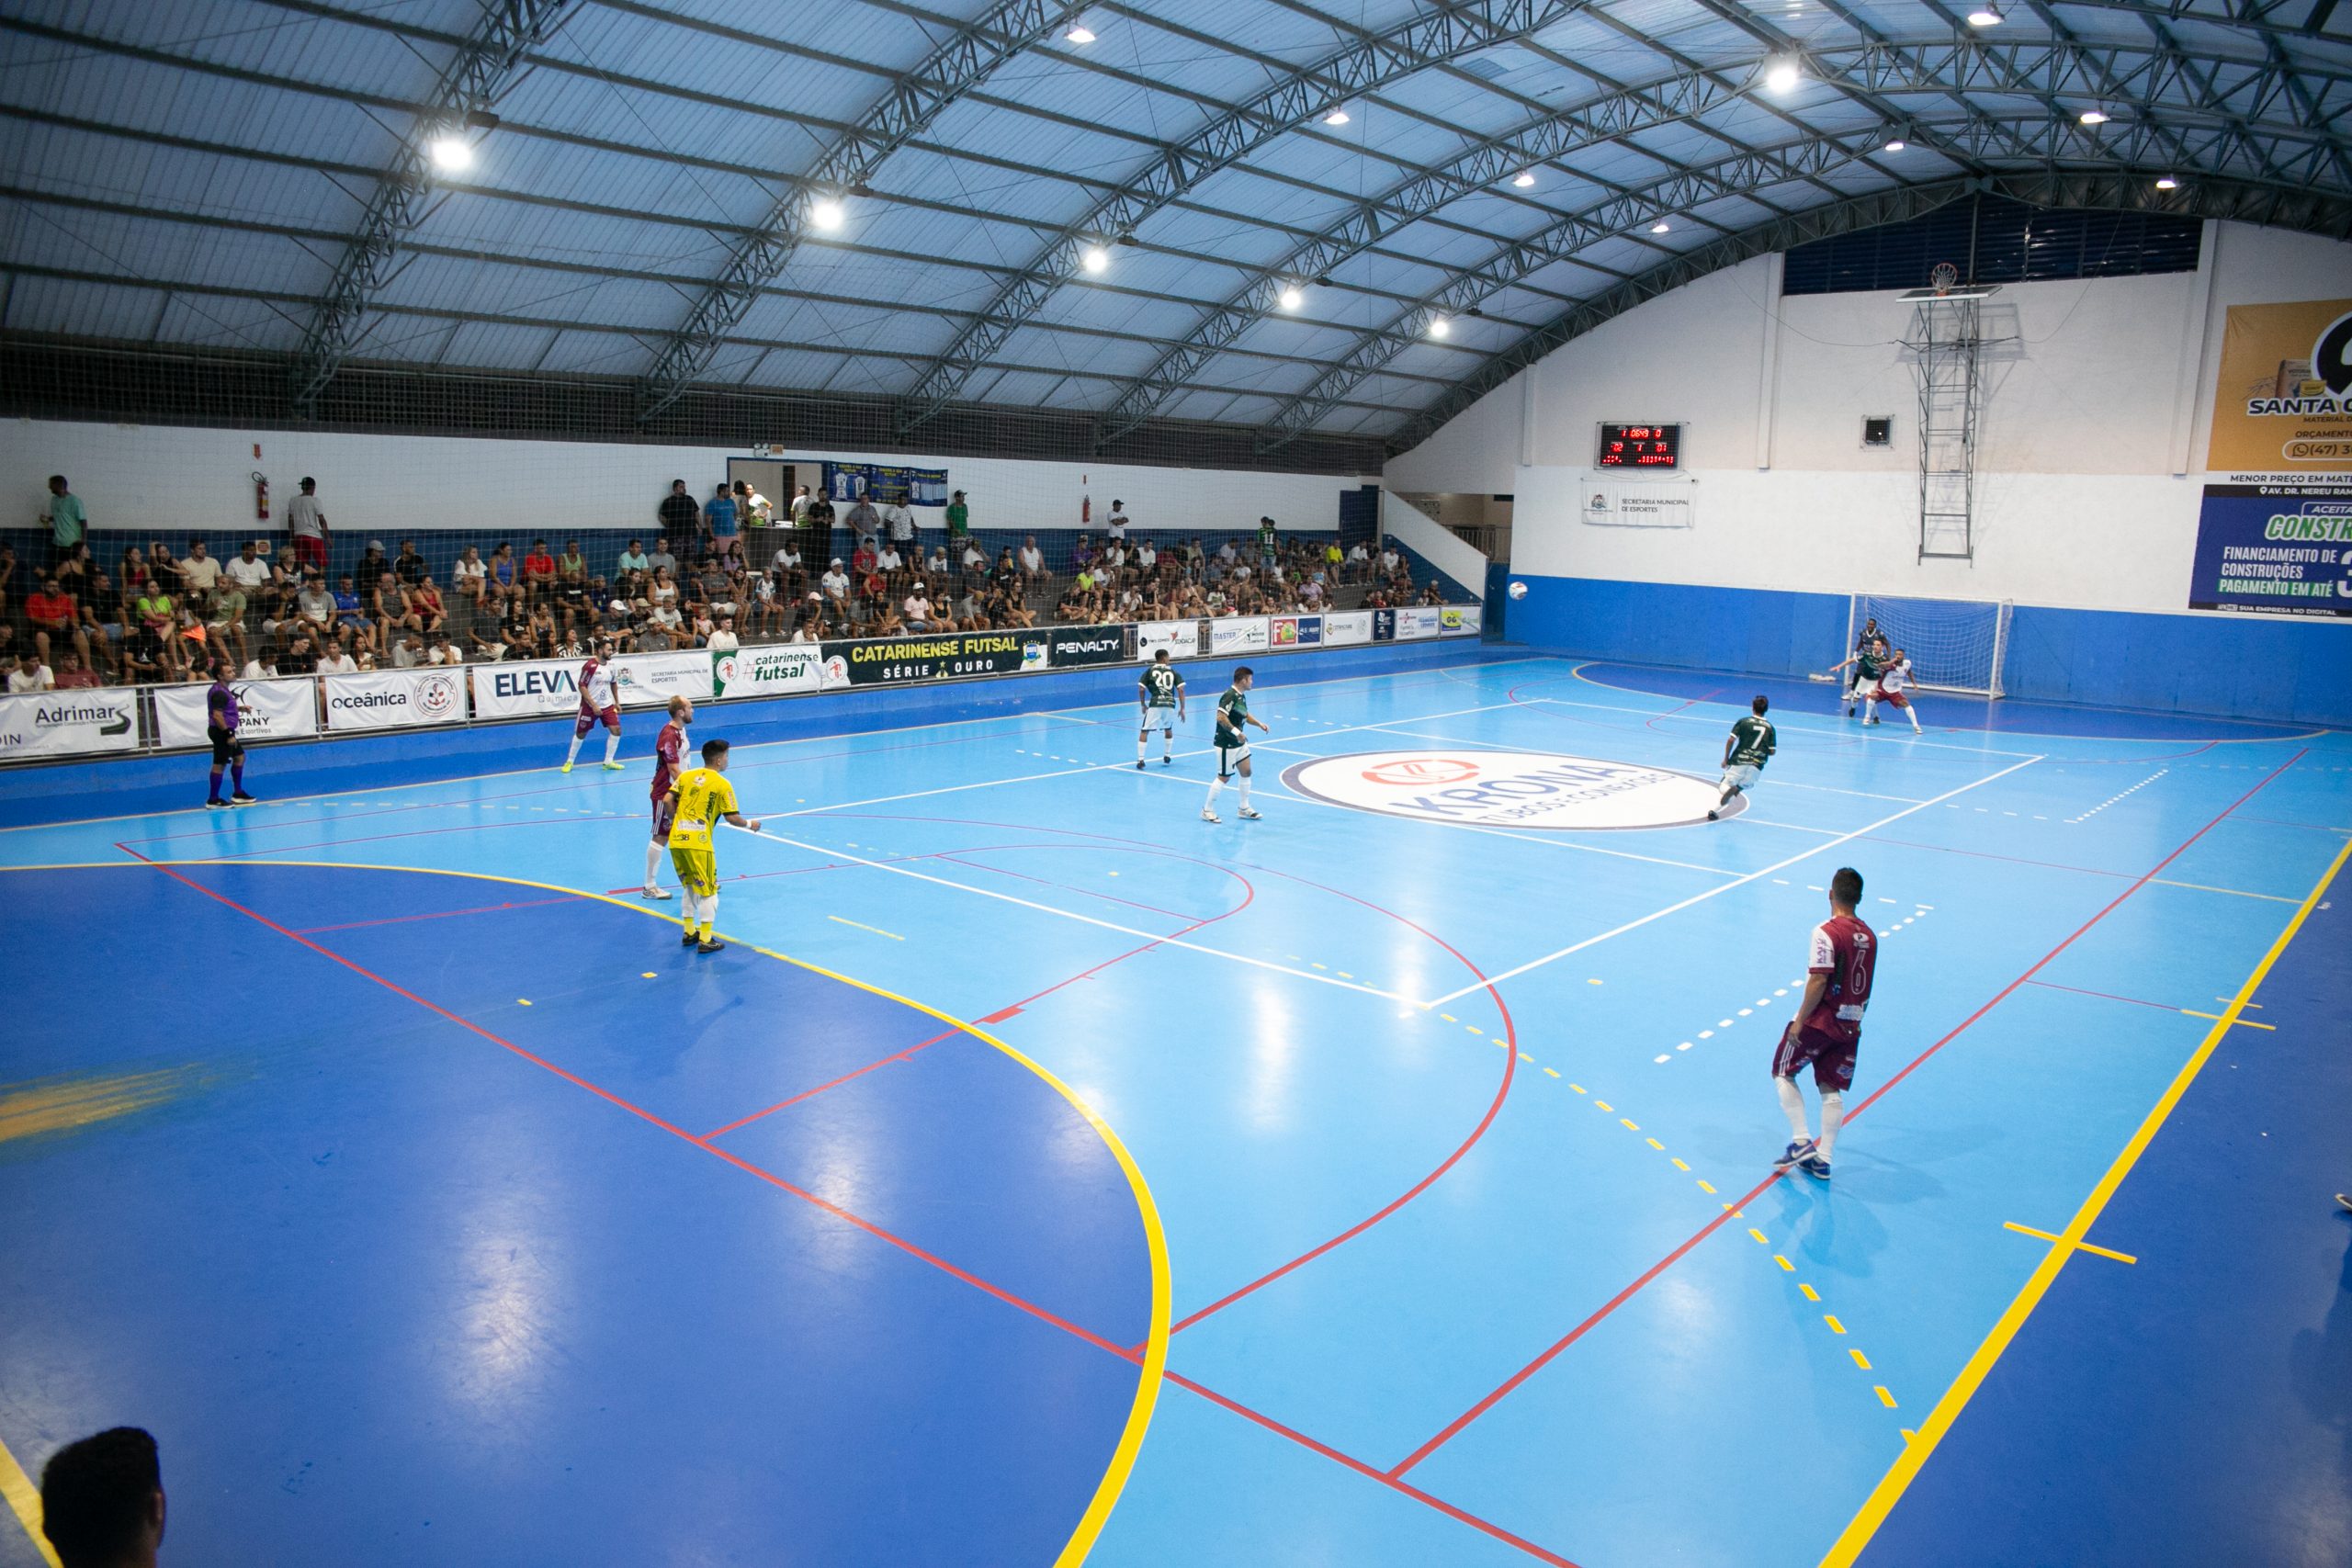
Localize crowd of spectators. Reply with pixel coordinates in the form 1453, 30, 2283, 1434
4, 472, 1451, 691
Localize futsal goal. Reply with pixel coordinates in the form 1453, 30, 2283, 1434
1844, 594, 2012, 697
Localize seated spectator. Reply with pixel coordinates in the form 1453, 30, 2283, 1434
176, 538, 221, 604
558, 540, 587, 589
632, 617, 675, 652
521, 538, 557, 602
8, 651, 53, 693
427, 632, 463, 665
1072, 535, 1096, 571
38, 1425, 166, 1568
485, 542, 517, 610
353, 538, 388, 587
960, 537, 988, 576
1136, 537, 1157, 576
922, 544, 948, 580
279, 630, 319, 676
452, 546, 487, 605
295, 572, 337, 638
393, 538, 429, 586
646, 536, 677, 579
820, 558, 850, 604
994, 546, 1023, 596
332, 574, 371, 650
616, 537, 650, 592
867, 595, 903, 636
903, 581, 934, 632
204, 574, 249, 669
851, 537, 877, 580
875, 540, 903, 585
707, 613, 741, 653
1378, 542, 1400, 577
770, 538, 804, 593
53, 649, 101, 689
240, 647, 279, 680
373, 572, 412, 639
410, 576, 446, 634
319, 632, 359, 675
468, 619, 510, 661
26, 576, 84, 668
1420, 580, 1445, 605
390, 633, 427, 669
788, 605, 824, 643
1018, 534, 1044, 583
699, 560, 736, 617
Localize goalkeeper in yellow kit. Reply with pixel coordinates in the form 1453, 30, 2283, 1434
666, 737, 763, 953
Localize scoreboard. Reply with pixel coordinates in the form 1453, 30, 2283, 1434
1595, 423, 1682, 468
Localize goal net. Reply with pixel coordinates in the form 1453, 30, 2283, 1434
1846, 594, 2011, 697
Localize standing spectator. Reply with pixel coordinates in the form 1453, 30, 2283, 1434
703, 483, 737, 562
40, 475, 86, 568
733, 479, 773, 529
789, 483, 812, 523
392, 538, 428, 587
880, 492, 916, 558
842, 493, 881, 546
803, 489, 836, 562
658, 479, 699, 550
1257, 514, 1278, 564
945, 489, 969, 547
1107, 499, 1129, 540
38, 1426, 167, 1568
286, 476, 329, 573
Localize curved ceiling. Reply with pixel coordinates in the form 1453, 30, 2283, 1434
1, 0, 2346, 460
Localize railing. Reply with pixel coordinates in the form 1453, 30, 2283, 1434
0, 606, 1483, 762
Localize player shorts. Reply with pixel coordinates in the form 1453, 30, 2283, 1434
1879, 688, 1909, 709
669, 844, 718, 897
649, 795, 676, 844
1851, 678, 1883, 702
1772, 1021, 1859, 1093
1140, 704, 1178, 730
1216, 740, 1250, 777
1718, 762, 1760, 792
574, 703, 620, 738
292, 536, 326, 570
207, 724, 243, 765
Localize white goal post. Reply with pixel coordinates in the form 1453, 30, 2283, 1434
1843, 594, 2012, 698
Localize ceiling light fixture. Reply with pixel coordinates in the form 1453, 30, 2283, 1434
1512, 171, 1536, 188
1429, 315, 1452, 339
427, 134, 473, 173
1966, 2, 2003, 25
1764, 59, 1801, 93
1277, 284, 1305, 310
1883, 136, 1906, 152
2079, 107, 2110, 125
2154, 174, 2179, 190
1650, 219, 1672, 233
1080, 244, 1110, 274
1323, 107, 1351, 126
808, 197, 845, 231
1064, 23, 1095, 43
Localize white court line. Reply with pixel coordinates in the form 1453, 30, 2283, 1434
1356, 721, 1928, 803
739, 825, 1416, 1002
1521, 690, 2044, 761
1419, 752, 2046, 1008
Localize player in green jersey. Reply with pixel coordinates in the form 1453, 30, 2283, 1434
1827, 636, 1889, 719
1137, 648, 1186, 768
1202, 666, 1272, 822
1711, 695, 1776, 820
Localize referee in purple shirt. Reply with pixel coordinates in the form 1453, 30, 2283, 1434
204, 661, 256, 808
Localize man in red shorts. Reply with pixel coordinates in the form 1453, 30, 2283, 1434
287, 477, 329, 572
1772, 865, 1877, 1181
641, 694, 693, 899
561, 636, 625, 773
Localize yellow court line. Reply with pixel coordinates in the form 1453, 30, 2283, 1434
826, 914, 906, 941
2150, 878, 2301, 903
1820, 831, 2350, 1568
89, 855, 1171, 1568
0, 1432, 62, 1567
2179, 1009, 2276, 1031
2001, 1221, 2138, 1266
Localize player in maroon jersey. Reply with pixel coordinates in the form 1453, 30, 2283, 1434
641, 694, 693, 898
1771, 865, 1877, 1181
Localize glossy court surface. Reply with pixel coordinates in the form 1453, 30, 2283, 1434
3, 650, 2346, 1567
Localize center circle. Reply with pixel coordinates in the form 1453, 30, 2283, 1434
1283, 749, 1736, 830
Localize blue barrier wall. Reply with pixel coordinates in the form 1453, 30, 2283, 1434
0, 637, 1499, 828
1505, 574, 2351, 727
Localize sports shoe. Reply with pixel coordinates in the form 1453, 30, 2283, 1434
1200, 808, 1220, 823
560, 761, 574, 773
1238, 807, 1262, 819
602, 760, 625, 771
1865, 716, 1880, 726
205, 798, 229, 810
641, 886, 672, 900
1707, 808, 1720, 821
681, 928, 700, 945
697, 937, 727, 954
1161, 754, 1172, 765
1136, 760, 1145, 770
231, 792, 257, 804
1775, 1138, 1815, 1170
1798, 1154, 1832, 1180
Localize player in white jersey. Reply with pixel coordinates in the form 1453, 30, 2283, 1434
1863, 648, 1923, 732
562, 637, 625, 772
642, 694, 693, 897
1136, 649, 1185, 768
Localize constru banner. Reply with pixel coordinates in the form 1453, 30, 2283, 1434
2189, 480, 2352, 617
820, 630, 1051, 686
0, 689, 138, 758
2205, 299, 2352, 472
153, 677, 319, 747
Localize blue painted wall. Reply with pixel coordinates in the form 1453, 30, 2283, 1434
1504, 574, 2351, 727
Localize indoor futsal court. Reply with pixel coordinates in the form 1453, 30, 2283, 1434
2, 2, 2349, 1566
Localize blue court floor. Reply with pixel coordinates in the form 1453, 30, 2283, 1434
2, 650, 2346, 1567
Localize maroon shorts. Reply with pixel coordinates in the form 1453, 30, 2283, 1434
649, 795, 675, 844
574, 703, 619, 738
1772, 1021, 1858, 1093
293, 536, 326, 570
1880, 688, 1909, 709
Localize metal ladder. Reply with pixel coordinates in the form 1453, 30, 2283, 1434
1906, 294, 1988, 562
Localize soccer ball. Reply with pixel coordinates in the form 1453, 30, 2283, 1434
1508, 581, 1528, 600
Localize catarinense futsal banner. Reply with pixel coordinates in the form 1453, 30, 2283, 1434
821, 630, 1050, 685
153, 677, 319, 747
2204, 299, 2352, 472
2188, 480, 2352, 617
711, 644, 824, 697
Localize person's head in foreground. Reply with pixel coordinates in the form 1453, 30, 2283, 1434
41, 1427, 164, 1568
702, 737, 731, 773
1752, 694, 1770, 716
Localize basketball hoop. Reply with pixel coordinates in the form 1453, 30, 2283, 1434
1929, 262, 1960, 297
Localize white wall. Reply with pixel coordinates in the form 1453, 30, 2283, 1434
0, 421, 1367, 542
1386, 220, 2352, 615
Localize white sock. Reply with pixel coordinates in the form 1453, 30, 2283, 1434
644, 840, 663, 889
1204, 775, 1224, 809
1775, 1077, 1811, 1142
604, 730, 620, 764
1137, 732, 1148, 761
565, 733, 583, 764
699, 890, 718, 937
1238, 774, 1252, 809
1816, 1090, 1845, 1158
1864, 698, 1877, 721
1908, 709, 1922, 732
1162, 729, 1173, 758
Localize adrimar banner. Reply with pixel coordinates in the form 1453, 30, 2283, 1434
2189, 480, 2352, 617
2204, 299, 2352, 472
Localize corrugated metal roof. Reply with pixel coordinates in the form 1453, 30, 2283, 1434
0, 0, 2343, 450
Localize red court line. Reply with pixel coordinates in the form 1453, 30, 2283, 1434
1860, 835, 2132, 879
1386, 746, 2310, 1479
703, 1025, 966, 1139
2020, 978, 2188, 1013
294, 893, 582, 934
133, 847, 1574, 1567
933, 851, 1206, 922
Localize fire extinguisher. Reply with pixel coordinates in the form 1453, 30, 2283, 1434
1080, 472, 1091, 527
252, 471, 271, 522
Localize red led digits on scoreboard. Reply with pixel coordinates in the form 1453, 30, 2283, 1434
1595, 422, 1681, 468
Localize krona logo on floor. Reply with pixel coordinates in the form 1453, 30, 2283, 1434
1281, 749, 1735, 830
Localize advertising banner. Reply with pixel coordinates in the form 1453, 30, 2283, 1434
1270, 615, 1323, 649
1441, 605, 1485, 636
823, 630, 1050, 686
609, 651, 714, 708
1323, 611, 1373, 647
2204, 299, 2352, 471
1047, 626, 1129, 668
1578, 476, 1698, 527
1372, 609, 1396, 642
323, 668, 468, 731
1136, 621, 1203, 660
0, 688, 139, 758
1396, 607, 1443, 639
469, 658, 579, 720
153, 677, 318, 747
1208, 615, 1271, 655
2188, 480, 2352, 617
822, 462, 951, 507
711, 643, 824, 697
